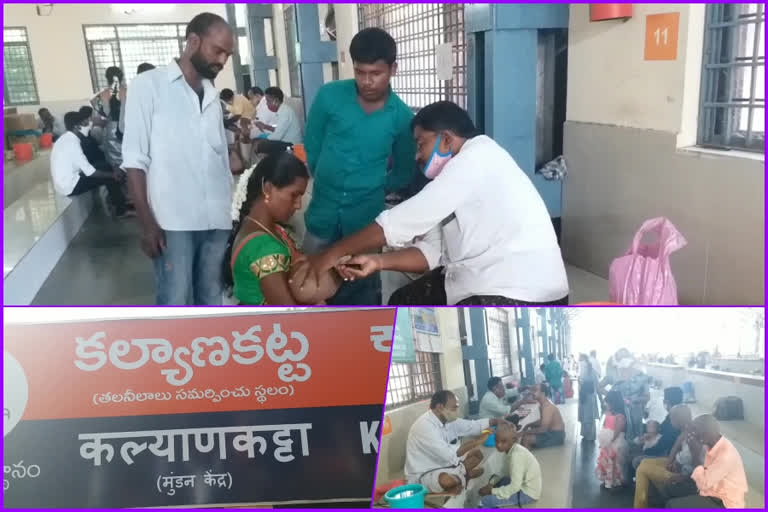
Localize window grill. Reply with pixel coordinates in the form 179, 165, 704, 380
699, 3, 764, 152
358, 3, 467, 110
487, 309, 513, 377
83, 23, 187, 92
3, 27, 39, 105
386, 351, 442, 410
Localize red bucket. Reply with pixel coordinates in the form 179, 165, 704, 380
39, 132, 53, 148
13, 142, 34, 162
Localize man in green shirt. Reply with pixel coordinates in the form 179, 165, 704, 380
544, 354, 564, 404
302, 27, 416, 305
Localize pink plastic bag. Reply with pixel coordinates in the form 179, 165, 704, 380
609, 217, 687, 305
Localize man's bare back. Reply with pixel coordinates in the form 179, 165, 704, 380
539, 399, 565, 432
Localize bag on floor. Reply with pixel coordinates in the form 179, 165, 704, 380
714, 396, 744, 420
609, 217, 687, 305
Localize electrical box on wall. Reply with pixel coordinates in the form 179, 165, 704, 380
590, 4, 633, 22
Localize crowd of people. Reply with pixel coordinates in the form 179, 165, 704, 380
398, 349, 750, 509
43, 11, 571, 306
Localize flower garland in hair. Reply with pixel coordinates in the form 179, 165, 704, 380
231, 163, 258, 222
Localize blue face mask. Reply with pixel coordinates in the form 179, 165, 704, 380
422, 134, 453, 179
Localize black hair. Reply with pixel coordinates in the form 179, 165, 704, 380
105, 66, 123, 84
64, 111, 83, 131
539, 363, 546, 371
664, 387, 683, 407
537, 382, 551, 398
220, 89, 235, 102
487, 377, 502, 391
430, 390, 454, 409
411, 101, 479, 139
349, 27, 396, 66
590, 350, 597, 357
248, 86, 264, 97
38, 107, 50, 116
137, 62, 155, 74
79, 106, 93, 119
264, 86, 284, 103
222, 152, 309, 289
186, 12, 230, 39
548, 354, 555, 361
605, 390, 625, 415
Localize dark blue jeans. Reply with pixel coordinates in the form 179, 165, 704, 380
153, 230, 229, 305
480, 477, 536, 508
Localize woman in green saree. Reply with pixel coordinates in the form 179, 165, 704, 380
224, 152, 341, 305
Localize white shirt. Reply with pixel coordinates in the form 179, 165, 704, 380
479, 391, 510, 419
535, 369, 546, 384
250, 103, 302, 145
50, 131, 96, 196
376, 135, 569, 305
268, 103, 302, 144
255, 96, 278, 126
405, 410, 489, 483
589, 356, 602, 379
122, 60, 233, 231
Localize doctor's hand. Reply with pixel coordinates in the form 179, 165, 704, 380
336, 254, 382, 281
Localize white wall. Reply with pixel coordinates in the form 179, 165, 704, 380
563, 4, 765, 304
333, 3, 359, 80
566, 4, 704, 143
4, 3, 236, 112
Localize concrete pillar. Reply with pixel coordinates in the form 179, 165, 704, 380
465, 4, 569, 218
247, 4, 278, 89
518, 308, 535, 386
463, 309, 490, 413
294, 3, 337, 117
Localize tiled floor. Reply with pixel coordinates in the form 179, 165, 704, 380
13, 157, 609, 305
31, 205, 610, 306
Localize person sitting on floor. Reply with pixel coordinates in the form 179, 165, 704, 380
634, 420, 662, 452
38, 107, 66, 141
478, 423, 542, 508
479, 377, 534, 424
405, 390, 507, 495
664, 414, 748, 509
632, 386, 684, 471
634, 405, 696, 508
50, 111, 131, 218
250, 86, 303, 149
520, 383, 565, 449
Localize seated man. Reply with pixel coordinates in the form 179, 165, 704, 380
250, 86, 302, 149
634, 405, 696, 507
38, 107, 66, 141
405, 390, 506, 494
220, 88, 256, 119
50, 112, 130, 218
77, 106, 108, 168
664, 414, 748, 509
479, 377, 533, 426
478, 424, 542, 508
521, 383, 565, 449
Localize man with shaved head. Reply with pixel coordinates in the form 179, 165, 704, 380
664, 414, 748, 508
634, 404, 695, 507
478, 423, 541, 507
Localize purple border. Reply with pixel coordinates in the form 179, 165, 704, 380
369, 306, 398, 508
